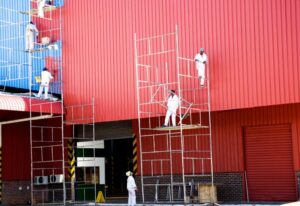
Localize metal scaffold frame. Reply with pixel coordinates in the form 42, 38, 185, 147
64, 100, 98, 205
134, 26, 214, 203
1, 1, 100, 205
24, 0, 64, 205
1, 0, 64, 205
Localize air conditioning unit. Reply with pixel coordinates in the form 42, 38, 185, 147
33, 176, 48, 185
49, 174, 64, 184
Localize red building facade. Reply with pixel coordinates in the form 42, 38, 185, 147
60, 0, 300, 201
63, 0, 300, 121
1, 0, 300, 203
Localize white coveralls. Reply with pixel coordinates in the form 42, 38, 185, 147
25, 23, 39, 51
127, 175, 137, 206
164, 94, 180, 127
37, 0, 46, 18
37, 70, 53, 99
194, 53, 208, 86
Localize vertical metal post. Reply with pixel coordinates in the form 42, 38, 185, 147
58, 1, 66, 204
175, 25, 187, 203
168, 130, 173, 201
28, 1, 34, 204
134, 33, 145, 202
165, 62, 173, 202
244, 171, 249, 202
92, 97, 97, 204
0, 125, 2, 147
206, 52, 214, 192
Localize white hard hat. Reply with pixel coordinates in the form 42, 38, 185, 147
126, 171, 132, 176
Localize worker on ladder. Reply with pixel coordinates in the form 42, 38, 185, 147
25, 21, 39, 52
37, 0, 46, 18
163, 90, 180, 127
36, 67, 54, 99
37, 0, 53, 18
194, 48, 208, 87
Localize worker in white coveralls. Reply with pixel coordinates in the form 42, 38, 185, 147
36, 67, 54, 99
126, 171, 137, 206
37, 0, 46, 18
25, 21, 39, 51
163, 90, 180, 127
194, 48, 208, 87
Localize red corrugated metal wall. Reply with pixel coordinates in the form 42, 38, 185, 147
244, 124, 296, 201
63, 0, 300, 122
213, 103, 300, 172
133, 103, 300, 174
2, 118, 72, 180
2, 122, 30, 180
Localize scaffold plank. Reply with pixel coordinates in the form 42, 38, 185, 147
26, 43, 58, 53
19, 5, 56, 15
149, 124, 209, 131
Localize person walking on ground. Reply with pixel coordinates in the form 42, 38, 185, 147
126, 171, 137, 206
25, 21, 39, 51
36, 67, 54, 99
194, 48, 208, 87
163, 90, 180, 127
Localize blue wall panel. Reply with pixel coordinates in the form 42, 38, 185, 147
0, 0, 29, 90
0, 0, 62, 94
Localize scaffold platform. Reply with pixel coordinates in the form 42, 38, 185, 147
149, 124, 209, 131
19, 5, 56, 15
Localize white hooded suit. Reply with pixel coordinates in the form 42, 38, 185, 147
126, 172, 137, 206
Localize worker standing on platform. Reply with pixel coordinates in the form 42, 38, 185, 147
25, 21, 39, 51
194, 48, 208, 87
36, 67, 54, 99
126, 171, 137, 206
37, 0, 46, 18
163, 90, 180, 127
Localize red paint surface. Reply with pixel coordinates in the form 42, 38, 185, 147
62, 0, 300, 123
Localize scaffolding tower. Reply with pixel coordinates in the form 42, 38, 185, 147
134, 26, 214, 203
23, 0, 65, 205
1, 1, 100, 205
64, 101, 98, 204
1, 0, 64, 204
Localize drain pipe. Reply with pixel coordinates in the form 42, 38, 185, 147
0, 115, 53, 126
244, 170, 249, 202
0, 114, 53, 147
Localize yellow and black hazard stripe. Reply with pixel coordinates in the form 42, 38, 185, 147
132, 134, 138, 176
67, 140, 75, 181
0, 147, 2, 203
